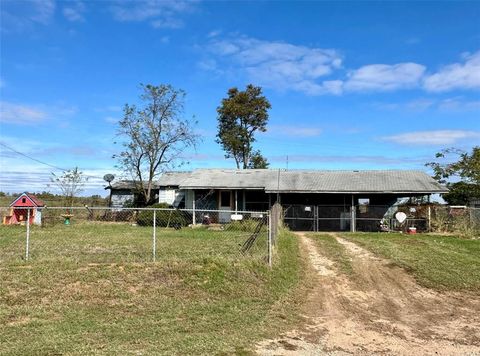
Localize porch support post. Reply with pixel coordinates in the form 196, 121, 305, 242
192, 190, 196, 226
350, 194, 356, 233
235, 190, 238, 213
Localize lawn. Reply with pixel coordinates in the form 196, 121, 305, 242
341, 232, 480, 291
0, 224, 304, 355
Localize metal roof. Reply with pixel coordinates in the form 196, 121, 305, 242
157, 171, 191, 186
106, 180, 152, 190
107, 172, 191, 190
177, 169, 447, 194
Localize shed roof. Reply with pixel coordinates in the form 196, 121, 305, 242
177, 169, 447, 194
106, 180, 153, 190
10, 192, 45, 207
107, 172, 191, 190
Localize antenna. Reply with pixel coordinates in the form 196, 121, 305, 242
103, 174, 115, 184
286, 155, 289, 170
103, 174, 115, 208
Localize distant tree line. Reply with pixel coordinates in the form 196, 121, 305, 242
0, 191, 107, 206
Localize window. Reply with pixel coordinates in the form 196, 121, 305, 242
22, 198, 26, 203
220, 191, 231, 208
358, 198, 369, 213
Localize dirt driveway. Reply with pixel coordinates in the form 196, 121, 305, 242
256, 232, 480, 355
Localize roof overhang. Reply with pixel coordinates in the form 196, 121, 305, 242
179, 186, 266, 190
264, 190, 448, 194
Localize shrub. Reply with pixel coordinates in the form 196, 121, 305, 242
137, 203, 189, 228
224, 218, 266, 232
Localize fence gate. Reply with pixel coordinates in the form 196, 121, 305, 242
283, 204, 432, 232
283, 205, 316, 231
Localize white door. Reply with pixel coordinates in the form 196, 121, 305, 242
219, 190, 232, 223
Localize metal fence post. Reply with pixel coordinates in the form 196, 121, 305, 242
268, 212, 272, 268
427, 206, 432, 232
192, 199, 196, 225
26, 208, 30, 261
350, 205, 356, 233
153, 209, 156, 262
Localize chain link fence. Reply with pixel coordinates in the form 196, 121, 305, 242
282, 204, 480, 235
0, 207, 274, 265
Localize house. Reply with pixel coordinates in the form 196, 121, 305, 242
106, 169, 447, 230
106, 172, 190, 208
3, 192, 45, 226
105, 180, 155, 208
175, 168, 445, 207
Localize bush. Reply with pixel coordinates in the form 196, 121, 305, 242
137, 203, 189, 228
224, 218, 266, 232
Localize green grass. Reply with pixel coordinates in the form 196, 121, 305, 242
307, 233, 353, 275
0, 225, 303, 355
342, 232, 480, 291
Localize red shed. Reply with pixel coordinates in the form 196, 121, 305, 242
3, 193, 45, 226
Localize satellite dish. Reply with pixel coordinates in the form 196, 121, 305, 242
103, 174, 115, 183
395, 212, 407, 224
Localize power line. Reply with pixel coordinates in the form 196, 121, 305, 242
0, 142, 105, 180
0, 141, 69, 171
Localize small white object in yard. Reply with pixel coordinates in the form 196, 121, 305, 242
231, 214, 243, 221
305, 206, 311, 212
395, 212, 407, 223
409, 207, 416, 213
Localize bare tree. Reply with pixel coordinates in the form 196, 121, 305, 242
115, 84, 198, 205
50, 167, 88, 207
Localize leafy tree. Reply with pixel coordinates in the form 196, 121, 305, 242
115, 84, 198, 205
248, 150, 269, 169
426, 146, 480, 205
49, 167, 88, 207
216, 84, 271, 169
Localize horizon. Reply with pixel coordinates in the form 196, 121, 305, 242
1, 1, 479, 196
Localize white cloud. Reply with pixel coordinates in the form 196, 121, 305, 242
0, 102, 48, 125
374, 97, 480, 112
382, 130, 480, 145
203, 35, 343, 95
438, 98, 480, 111
105, 116, 119, 124
159, 35, 170, 44
1, 0, 55, 32
208, 30, 222, 38
0, 101, 78, 126
63, 1, 86, 22
201, 34, 479, 96
404, 99, 435, 111
110, 0, 196, 29
29, 0, 56, 25
423, 51, 480, 92
344, 63, 426, 91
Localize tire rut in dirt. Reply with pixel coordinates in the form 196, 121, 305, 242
256, 232, 480, 356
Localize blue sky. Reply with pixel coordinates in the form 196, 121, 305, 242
0, 0, 479, 196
